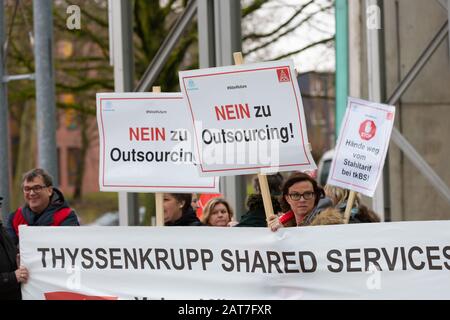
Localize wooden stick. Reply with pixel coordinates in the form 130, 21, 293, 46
343, 190, 356, 224
152, 86, 165, 226
233, 52, 274, 222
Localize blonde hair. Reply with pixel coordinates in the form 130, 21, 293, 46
200, 198, 233, 225
310, 207, 344, 226
324, 185, 361, 207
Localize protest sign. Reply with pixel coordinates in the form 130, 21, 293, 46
327, 97, 395, 197
20, 221, 450, 300
179, 59, 316, 176
96, 92, 219, 192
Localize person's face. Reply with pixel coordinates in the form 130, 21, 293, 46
285, 181, 316, 218
23, 176, 52, 214
208, 203, 230, 227
191, 195, 199, 211
163, 194, 183, 224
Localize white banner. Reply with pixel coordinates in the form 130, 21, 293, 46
327, 97, 395, 196
96, 92, 219, 193
20, 221, 450, 300
179, 60, 316, 176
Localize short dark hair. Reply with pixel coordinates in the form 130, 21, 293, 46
169, 193, 192, 213
253, 173, 284, 196
279, 172, 324, 212
22, 168, 53, 187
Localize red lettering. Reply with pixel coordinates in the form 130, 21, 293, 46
215, 106, 226, 121
128, 128, 166, 141
214, 103, 251, 121
129, 127, 140, 141
141, 128, 150, 141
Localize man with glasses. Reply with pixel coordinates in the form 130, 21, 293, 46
5, 168, 79, 245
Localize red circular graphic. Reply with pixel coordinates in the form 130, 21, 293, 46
359, 120, 376, 141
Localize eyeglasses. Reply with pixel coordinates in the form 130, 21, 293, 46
23, 185, 48, 194
288, 191, 315, 201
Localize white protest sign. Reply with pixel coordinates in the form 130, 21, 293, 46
96, 92, 219, 193
20, 221, 450, 300
327, 97, 395, 196
179, 59, 316, 176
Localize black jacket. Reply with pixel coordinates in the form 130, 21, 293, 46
236, 194, 282, 227
165, 207, 203, 226
6, 188, 79, 245
0, 222, 21, 300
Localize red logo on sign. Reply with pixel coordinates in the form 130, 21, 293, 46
359, 120, 376, 141
276, 68, 290, 82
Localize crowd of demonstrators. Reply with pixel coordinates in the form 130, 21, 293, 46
235, 173, 284, 228
267, 174, 380, 229
200, 198, 235, 227
0, 196, 28, 300
268, 172, 333, 231
5, 168, 80, 246
163, 193, 203, 226
323, 185, 380, 223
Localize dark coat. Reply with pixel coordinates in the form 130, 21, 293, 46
236, 194, 282, 228
165, 207, 203, 226
0, 222, 21, 300
6, 188, 79, 245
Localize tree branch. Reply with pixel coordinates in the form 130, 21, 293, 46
270, 35, 334, 60
243, 4, 333, 55
243, 0, 314, 40
242, 0, 268, 18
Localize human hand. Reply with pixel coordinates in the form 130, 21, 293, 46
15, 265, 29, 284
227, 220, 239, 227
267, 215, 284, 232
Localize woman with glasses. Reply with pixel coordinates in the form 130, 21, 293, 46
268, 172, 332, 231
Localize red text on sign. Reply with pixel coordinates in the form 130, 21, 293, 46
129, 127, 166, 141
215, 103, 250, 121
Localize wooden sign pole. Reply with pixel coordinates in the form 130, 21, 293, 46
343, 190, 356, 224
152, 86, 165, 226
232, 52, 274, 221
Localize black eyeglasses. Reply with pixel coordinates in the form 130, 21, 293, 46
288, 191, 315, 201
23, 185, 48, 194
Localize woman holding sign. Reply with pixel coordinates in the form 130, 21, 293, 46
164, 193, 203, 226
268, 172, 332, 231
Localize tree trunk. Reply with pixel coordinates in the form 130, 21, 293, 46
12, 102, 36, 209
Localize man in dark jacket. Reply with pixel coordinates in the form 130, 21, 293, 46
0, 196, 28, 300
236, 173, 284, 227
6, 168, 79, 245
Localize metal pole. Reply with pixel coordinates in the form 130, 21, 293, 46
110, 0, 138, 226
387, 21, 448, 106
335, 0, 348, 134
198, 0, 215, 68
365, 0, 386, 220
212, 0, 246, 220
0, 0, 10, 218
385, 20, 450, 205
134, 0, 197, 92
33, 0, 58, 185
